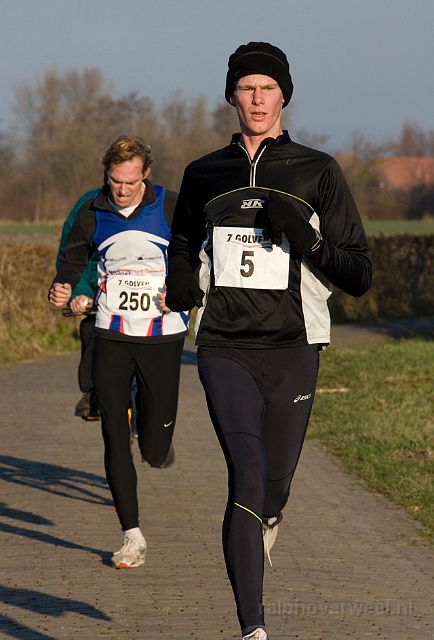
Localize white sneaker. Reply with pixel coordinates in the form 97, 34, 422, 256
262, 512, 283, 566
111, 533, 147, 569
242, 629, 268, 640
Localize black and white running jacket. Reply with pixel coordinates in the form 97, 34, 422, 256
168, 131, 372, 349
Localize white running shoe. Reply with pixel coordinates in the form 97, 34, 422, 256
242, 628, 268, 640
262, 512, 283, 566
111, 533, 147, 569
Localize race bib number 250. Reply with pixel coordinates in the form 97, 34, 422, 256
106, 276, 163, 318
212, 226, 290, 290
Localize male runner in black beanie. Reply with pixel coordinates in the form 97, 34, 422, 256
164, 42, 371, 640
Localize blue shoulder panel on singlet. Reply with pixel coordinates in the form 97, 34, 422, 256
93, 185, 170, 248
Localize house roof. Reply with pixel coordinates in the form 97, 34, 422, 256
377, 157, 434, 191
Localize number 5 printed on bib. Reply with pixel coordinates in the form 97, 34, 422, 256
212, 226, 290, 290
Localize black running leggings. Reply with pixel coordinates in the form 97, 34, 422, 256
78, 315, 96, 393
197, 344, 319, 632
92, 337, 184, 531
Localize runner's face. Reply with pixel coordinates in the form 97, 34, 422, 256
230, 74, 284, 141
107, 158, 150, 208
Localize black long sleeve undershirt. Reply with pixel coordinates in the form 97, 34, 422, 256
308, 240, 372, 297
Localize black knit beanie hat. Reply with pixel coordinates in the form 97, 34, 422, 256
225, 42, 293, 108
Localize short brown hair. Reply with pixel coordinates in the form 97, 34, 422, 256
101, 135, 154, 174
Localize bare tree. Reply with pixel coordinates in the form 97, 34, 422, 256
13, 68, 141, 220
395, 121, 434, 157
295, 129, 330, 151
0, 67, 324, 221
213, 101, 239, 141
0, 131, 16, 178
153, 93, 224, 190
335, 133, 406, 220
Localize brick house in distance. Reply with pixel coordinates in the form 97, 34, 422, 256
376, 157, 434, 219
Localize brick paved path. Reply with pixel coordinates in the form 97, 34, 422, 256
0, 336, 433, 639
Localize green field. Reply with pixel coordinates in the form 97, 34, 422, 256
362, 219, 434, 235
0, 221, 63, 235
309, 338, 434, 542
0, 221, 63, 244
1, 219, 434, 238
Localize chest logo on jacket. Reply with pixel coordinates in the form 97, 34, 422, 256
241, 199, 265, 209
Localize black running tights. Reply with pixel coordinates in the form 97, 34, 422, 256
78, 315, 96, 393
197, 344, 319, 632
92, 337, 184, 531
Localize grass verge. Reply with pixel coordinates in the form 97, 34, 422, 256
0, 240, 81, 365
309, 338, 434, 542
0, 323, 80, 366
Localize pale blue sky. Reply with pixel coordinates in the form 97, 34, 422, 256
0, 0, 433, 150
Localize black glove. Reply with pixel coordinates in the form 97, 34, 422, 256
165, 257, 204, 312
263, 191, 322, 254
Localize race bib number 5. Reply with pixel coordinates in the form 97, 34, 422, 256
106, 276, 164, 318
212, 226, 290, 290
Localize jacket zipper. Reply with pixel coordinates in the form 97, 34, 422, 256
238, 143, 268, 187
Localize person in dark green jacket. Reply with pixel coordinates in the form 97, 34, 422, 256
57, 189, 100, 419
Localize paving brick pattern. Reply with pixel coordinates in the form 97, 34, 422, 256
0, 336, 433, 639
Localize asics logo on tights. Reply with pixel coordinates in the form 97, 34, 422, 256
293, 393, 312, 403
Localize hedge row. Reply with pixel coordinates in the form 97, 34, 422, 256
328, 234, 434, 322
0, 235, 433, 363
0, 241, 80, 363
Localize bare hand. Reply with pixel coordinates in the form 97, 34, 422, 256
157, 285, 170, 313
49, 282, 72, 307
70, 295, 93, 313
